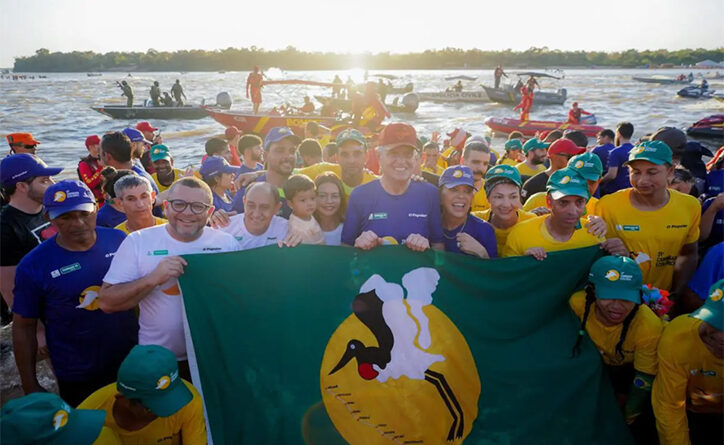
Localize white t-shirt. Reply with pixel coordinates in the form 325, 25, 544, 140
323, 223, 344, 246
288, 214, 325, 245
219, 214, 289, 250
103, 224, 239, 360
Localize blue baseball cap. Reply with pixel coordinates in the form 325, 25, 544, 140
264, 127, 301, 151
122, 128, 152, 144
199, 156, 239, 179
43, 180, 96, 219
0, 154, 62, 186
439, 165, 477, 190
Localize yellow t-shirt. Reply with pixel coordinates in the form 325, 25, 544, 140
296, 162, 377, 197
473, 209, 538, 255
515, 162, 546, 178
569, 291, 663, 374
78, 380, 207, 445
596, 189, 701, 291
92, 427, 123, 445
152, 169, 185, 193
502, 214, 604, 257
471, 184, 490, 212
115, 217, 167, 235
437, 147, 456, 170
421, 165, 444, 175
522, 192, 599, 216
498, 158, 518, 167
652, 316, 723, 445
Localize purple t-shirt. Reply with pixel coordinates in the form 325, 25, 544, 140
238, 163, 264, 175
342, 180, 443, 245
591, 143, 615, 172
443, 214, 498, 257
603, 142, 634, 195
213, 190, 234, 213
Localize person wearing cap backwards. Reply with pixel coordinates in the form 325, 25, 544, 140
114, 175, 166, 234
342, 123, 443, 251
499, 139, 524, 166
223, 126, 243, 166
12, 180, 138, 406
515, 138, 548, 182
597, 141, 700, 298
150, 144, 184, 192
101, 132, 160, 196
99, 177, 239, 380
6, 132, 40, 155
439, 165, 497, 257
652, 279, 724, 445
79, 344, 206, 444
521, 138, 584, 203
503, 168, 625, 259
566, 102, 591, 125
472, 165, 538, 254
570, 256, 663, 439
1, 392, 122, 444
78, 135, 104, 204
600, 122, 635, 195
200, 156, 238, 213
237, 134, 265, 174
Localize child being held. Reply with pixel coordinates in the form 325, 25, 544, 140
283, 174, 325, 245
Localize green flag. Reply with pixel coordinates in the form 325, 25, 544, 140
180, 245, 633, 445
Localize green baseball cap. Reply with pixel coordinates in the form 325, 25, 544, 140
546, 168, 590, 200
625, 140, 673, 166
0, 392, 106, 445
690, 279, 724, 331
504, 139, 523, 151
484, 164, 522, 195
335, 129, 367, 148
588, 256, 643, 303
150, 144, 171, 162
117, 345, 192, 417
522, 137, 550, 154
568, 152, 603, 181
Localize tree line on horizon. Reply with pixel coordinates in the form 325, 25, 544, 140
12, 46, 724, 72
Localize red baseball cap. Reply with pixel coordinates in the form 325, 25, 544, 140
378, 123, 418, 151
85, 135, 101, 148
6, 133, 40, 146
548, 138, 585, 156
224, 126, 241, 139
136, 121, 158, 133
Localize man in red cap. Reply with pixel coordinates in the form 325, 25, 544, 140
135, 122, 160, 174
521, 138, 585, 202
224, 127, 243, 166
6, 133, 40, 155
567, 102, 591, 125
77, 135, 104, 204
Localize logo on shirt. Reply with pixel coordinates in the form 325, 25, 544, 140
105, 252, 116, 258
710, 288, 723, 302
202, 247, 222, 252
53, 409, 69, 430
368, 212, 388, 220
51, 263, 81, 278
77, 285, 101, 311
666, 224, 687, 229
691, 369, 718, 377
616, 224, 640, 232
655, 252, 677, 268
408, 213, 428, 218
632, 252, 651, 264
53, 191, 67, 202
147, 249, 169, 256
162, 283, 181, 296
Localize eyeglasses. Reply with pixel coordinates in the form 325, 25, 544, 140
167, 199, 211, 214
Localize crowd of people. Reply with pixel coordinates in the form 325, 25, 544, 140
0, 117, 722, 444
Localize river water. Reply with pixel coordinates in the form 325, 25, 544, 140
1, 68, 722, 175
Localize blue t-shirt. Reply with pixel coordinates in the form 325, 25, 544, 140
701, 197, 724, 249
238, 163, 264, 174
705, 170, 723, 198
602, 142, 634, 194
230, 174, 292, 219
688, 242, 724, 300
96, 204, 126, 228
13, 227, 138, 381
443, 214, 498, 257
213, 190, 234, 213
341, 180, 443, 246
591, 142, 615, 172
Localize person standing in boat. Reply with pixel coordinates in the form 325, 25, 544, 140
525, 75, 540, 92
117, 80, 134, 107
246, 66, 264, 114
170, 80, 186, 107
567, 102, 591, 125
494, 65, 508, 89
332, 75, 343, 98
149, 81, 162, 107
513, 85, 534, 121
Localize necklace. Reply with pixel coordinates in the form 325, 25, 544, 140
442, 217, 467, 240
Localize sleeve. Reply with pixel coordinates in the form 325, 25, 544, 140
684, 198, 701, 244
632, 313, 663, 375
502, 226, 523, 257
608, 148, 624, 168
480, 222, 498, 258
341, 191, 364, 245
102, 235, 141, 284
78, 161, 102, 190
687, 244, 724, 299
427, 188, 443, 244
651, 335, 692, 445
0, 219, 25, 266
177, 383, 208, 445
11, 260, 43, 318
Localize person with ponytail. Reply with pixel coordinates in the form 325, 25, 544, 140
570, 255, 664, 438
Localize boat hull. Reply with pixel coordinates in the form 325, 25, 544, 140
417, 90, 489, 103
632, 77, 691, 85
481, 86, 567, 105
91, 105, 208, 120
484, 116, 603, 137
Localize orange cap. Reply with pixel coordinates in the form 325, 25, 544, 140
6, 133, 40, 146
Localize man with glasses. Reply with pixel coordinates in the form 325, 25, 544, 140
521, 138, 584, 203
99, 177, 239, 380
6, 133, 40, 155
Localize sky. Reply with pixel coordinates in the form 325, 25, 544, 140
1, 0, 722, 68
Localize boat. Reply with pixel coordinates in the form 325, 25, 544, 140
632, 76, 691, 85
484, 116, 603, 137
315, 93, 419, 113
387, 82, 414, 94
92, 92, 232, 120
686, 115, 724, 140
482, 85, 567, 105
87, 73, 102, 77
677, 86, 715, 99
417, 90, 489, 103
444, 75, 478, 81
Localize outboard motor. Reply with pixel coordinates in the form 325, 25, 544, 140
559, 88, 567, 100
401, 93, 420, 112
216, 92, 233, 109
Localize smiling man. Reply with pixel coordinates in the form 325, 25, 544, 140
99, 177, 239, 381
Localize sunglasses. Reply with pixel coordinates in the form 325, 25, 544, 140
24, 144, 38, 149
167, 199, 210, 214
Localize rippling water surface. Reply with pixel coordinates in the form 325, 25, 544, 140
2, 68, 722, 175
